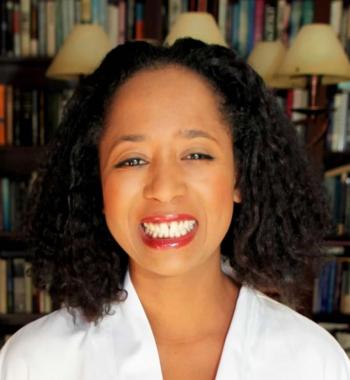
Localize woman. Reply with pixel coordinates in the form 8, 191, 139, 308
0, 39, 349, 379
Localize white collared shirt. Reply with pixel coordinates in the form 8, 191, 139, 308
0, 271, 349, 379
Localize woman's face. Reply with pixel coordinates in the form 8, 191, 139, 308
99, 66, 240, 277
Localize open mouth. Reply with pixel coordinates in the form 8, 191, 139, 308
141, 220, 197, 239
139, 215, 198, 249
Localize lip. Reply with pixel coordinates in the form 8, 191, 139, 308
140, 213, 197, 224
139, 213, 198, 249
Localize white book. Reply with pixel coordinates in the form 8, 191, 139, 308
107, 3, 119, 48
330, 0, 343, 37
218, 0, 227, 38
20, 0, 31, 56
46, 0, 56, 56
168, 0, 182, 30
332, 92, 348, 152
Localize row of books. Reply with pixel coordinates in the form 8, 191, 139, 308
0, 0, 319, 59
329, 0, 350, 56
0, 0, 147, 57
216, 0, 314, 59
327, 92, 350, 153
313, 254, 350, 315
324, 170, 350, 236
0, 257, 52, 314
0, 178, 29, 233
0, 84, 72, 146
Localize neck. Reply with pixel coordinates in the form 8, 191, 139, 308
129, 255, 240, 344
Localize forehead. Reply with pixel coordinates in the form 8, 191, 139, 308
103, 65, 231, 139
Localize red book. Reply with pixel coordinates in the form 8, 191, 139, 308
197, 0, 207, 11
254, 0, 265, 43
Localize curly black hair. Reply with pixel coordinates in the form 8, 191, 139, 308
26, 38, 330, 321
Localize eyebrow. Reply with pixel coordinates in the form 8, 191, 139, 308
111, 129, 218, 147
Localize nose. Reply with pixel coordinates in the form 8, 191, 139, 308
143, 159, 187, 203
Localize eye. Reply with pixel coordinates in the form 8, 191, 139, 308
185, 153, 214, 161
114, 158, 147, 168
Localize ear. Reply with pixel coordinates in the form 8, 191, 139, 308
233, 186, 241, 203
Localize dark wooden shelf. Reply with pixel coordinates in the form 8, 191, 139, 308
0, 231, 29, 252
324, 151, 350, 171
0, 313, 44, 326
0, 145, 46, 176
313, 313, 350, 324
324, 236, 350, 247
0, 313, 45, 335
0, 56, 51, 86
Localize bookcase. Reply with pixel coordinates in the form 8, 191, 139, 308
0, 0, 349, 355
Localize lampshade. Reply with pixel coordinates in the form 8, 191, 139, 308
46, 24, 112, 80
164, 12, 227, 47
278, 23, 350, 84
247, 40, 306, 89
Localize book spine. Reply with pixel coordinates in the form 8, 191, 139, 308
3, 85, 13, 142
80, 0, 92, 23
46, 0, 56, 56
0, 84, 5, 145
6, 259, 13, 313
301, 0, 314, 25
135, 1, 144, 39
218, 0, 227, 38
0, 259, 7, 313
20, 0, 31, 56
30, 0, 39, 55
168, 0, 182, 30
330, 0, 343, 37
38, 0, 46, 56
24, 261, 33, 313
5, 1, 14, 56
254, 0, 265, 43
13, 0, 20, 56
74, 0, 81, 23
263, 0, 277, 41
1, 178, 11, 232
289, 0, 302, 43
13, 258, 26, 313
107, 0, 119, 47
118, 0, 126, 45
238, 0, 249, 58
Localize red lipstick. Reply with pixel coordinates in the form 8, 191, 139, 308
140, 214, 198, 249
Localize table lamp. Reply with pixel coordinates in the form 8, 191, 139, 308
164, 12, 227, 47
46, 24, 113, 81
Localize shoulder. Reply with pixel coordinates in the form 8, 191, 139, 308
244, 286, 350, 378
0, 308, 90, 378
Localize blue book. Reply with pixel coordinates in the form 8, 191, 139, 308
246, 0, 255, 56
1, 177, 11, 232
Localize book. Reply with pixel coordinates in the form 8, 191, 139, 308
253, 0, 265, 44
107, 0, 119, 47
0, 84, 5, 145
330, 0, 343, 37
80, 0, 92, 23
20, 0, 31, 56
46, 0, 56, 56
263, 0, 277, 41
13, 258, 26, 313
0, 259, 7, 314
30, 0, 39, 55
168, 0, 182, 30
135, 1, 144, 39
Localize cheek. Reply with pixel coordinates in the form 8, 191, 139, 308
101, 175, 132, 239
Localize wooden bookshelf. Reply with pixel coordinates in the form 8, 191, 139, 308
0, 313, 44, 336
0, 146, 45, 177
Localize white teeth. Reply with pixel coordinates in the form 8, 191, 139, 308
142, 220, 196, 239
